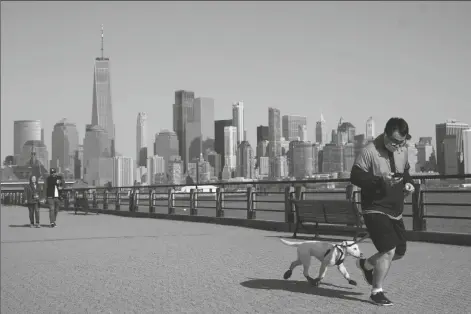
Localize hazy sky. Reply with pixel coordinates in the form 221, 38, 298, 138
2, 1, 470, 161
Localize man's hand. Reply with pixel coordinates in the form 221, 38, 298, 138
404, 182, 415, 196
382, 172, 403, 186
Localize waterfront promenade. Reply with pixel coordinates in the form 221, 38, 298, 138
2, 205, 471, 314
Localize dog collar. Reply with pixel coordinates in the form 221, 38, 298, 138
324, 245, 345, 266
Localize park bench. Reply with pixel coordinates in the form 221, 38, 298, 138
292, 199, 365, 240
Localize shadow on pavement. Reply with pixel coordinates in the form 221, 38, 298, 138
9, 224, 52, 228
240, 278, 371, 304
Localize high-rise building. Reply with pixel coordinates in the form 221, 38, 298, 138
19, 140, 49, 171
406, 143, 418, 173
112, 156, 133, 187
85, 157, 113, 186
186, 97, 215, 163
14, 120, 42, 159
342, 143, 355, 172
312, 143, 321, 173
463, 129, 471, 175
435, 120, 469, 175
51, 119, 79, 176
337, 119, 356, 145
289, 141, 313, 178
154, 130, 179, 168
331, 129, 338, 145
315, 114, 327, 145
215, 119, 233, 172
237, 141, 255, 179
168, 156, 183, 185
282, 115, 307, 142
232, 101, 244, 145
366, 116, 375, 140
416, 137, 434, 172
224, 126, 237, 172
91, 25, 115, 156
83, 124, 111, 180
353, 134, 367, 159
173, 90, 195, 171
268, 107, 281, 177
207, 151, 221, 179
256, 140, 269, 169
258, 156, 270, 177
147, 155, 166, 185
257, 125, 269, 143
322, 144, 344, 173
136, 113, 147, 167
299, 125, 308, 142
443, 135, 459, 175
74, 145, 84, 180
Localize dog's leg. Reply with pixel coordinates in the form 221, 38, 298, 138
284, 259, 301, 279
308, 262, 328, 287
300, 255, 319, 286
337, 263, 357, 286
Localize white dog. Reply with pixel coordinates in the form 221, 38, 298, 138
280, 239, 363, 287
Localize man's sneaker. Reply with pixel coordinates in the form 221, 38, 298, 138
356, 258, 374, 285
30, 224, 34, 228
35, 224, 41, 228
51, 223, 56, 228
370, 291, 393, 306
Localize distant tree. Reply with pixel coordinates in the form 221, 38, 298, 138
186, 175, 194, 185
3, 155, 14, 166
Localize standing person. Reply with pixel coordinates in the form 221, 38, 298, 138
350, 117, 415, 306
46, 168, 61, 228
23, 175, 41, 228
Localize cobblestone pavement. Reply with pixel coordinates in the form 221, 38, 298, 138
2, 206, 470, 314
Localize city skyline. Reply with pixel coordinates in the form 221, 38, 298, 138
2, 2, 471, 161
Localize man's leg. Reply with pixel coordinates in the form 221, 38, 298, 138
33, 203, 40, 225
361, 213, 399, 305
28, 205, 34, 225
47, 198, 55, 226
54, 199, 60, 223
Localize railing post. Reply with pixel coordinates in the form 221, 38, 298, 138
92, 191, 97, 209
293, 185, 306, 225
190, 189, 198, 216
149, 190, 155, 213
103, 191, 108, 210
216, 187, 225, 218
284, 186, 295, 224
168, 188, 175, 214
247, 186, 256, 219
412, 183, 426, 231
115, 190, 121, 211
134, 190, 139, 212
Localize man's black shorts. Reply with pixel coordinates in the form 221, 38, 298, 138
363, 213, 407, 256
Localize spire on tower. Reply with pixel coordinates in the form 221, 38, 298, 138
101, 24, 104, 59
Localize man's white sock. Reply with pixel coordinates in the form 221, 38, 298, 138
371, 288, 383, 295
364, 259, 374, 270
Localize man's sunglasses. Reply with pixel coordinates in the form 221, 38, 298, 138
386, 134, 411, 147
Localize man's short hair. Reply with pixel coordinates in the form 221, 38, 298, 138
384, 117, 411, 140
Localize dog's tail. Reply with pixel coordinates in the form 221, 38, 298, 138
280, 238, 303, 247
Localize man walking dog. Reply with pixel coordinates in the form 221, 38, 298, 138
350, 117, 415, 306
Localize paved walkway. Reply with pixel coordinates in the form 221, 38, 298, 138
1, 206, 470, 314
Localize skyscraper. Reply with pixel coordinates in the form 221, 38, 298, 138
147, 155, 166, 185
91, 25, 115, 156
289, 141, 313, 178
14, 120, 41, 159
51, 119, 79, 176
236, 141, 255, 179
112, 156, 134, 187
315, 114, 327, 145
268, 107, 281, 177
256, 125, 269, 143
366, 116, 375, 140
154, 130, 179, 168
282, 115, 307, 141
435, 120, 469, 175
416, 137, 434, 172
214, 119, 232, 171
83, 124, 111, 181
186, 97, 215, 163
173, 90, 195, 170
232, 101, 244, 145
224, 126, 237, 172
136, 112, 147, 167
299, 125, 308, 142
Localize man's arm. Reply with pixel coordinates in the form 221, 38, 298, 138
403, 161, 414, 185
350, 148, 384, 191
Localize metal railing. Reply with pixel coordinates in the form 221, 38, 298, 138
2, 174, 471, 233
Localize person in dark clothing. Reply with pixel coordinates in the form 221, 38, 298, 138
24, 175, 41, 228
45, 168, 62, 228
350, 117, 415, 306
